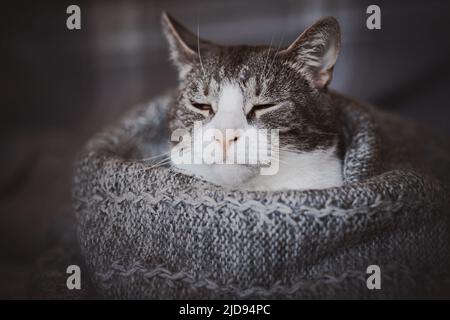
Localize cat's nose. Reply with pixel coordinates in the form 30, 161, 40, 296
214, 130, 241, 158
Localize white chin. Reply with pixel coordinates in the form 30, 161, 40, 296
176, 163, 258, 187
211, 165, 257, 186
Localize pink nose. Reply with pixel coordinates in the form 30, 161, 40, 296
214, 130, 241, 158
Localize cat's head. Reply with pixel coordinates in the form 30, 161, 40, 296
162, 12, 343, 187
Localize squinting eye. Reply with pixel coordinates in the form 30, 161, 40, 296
253, 103, 276, 111
248, 103, 277, 119
191, 102, 213, 112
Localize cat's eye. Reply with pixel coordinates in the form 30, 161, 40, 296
247, 103, 277, 119
191, 102, 213, 113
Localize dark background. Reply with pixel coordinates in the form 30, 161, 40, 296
1, 0, 450, 298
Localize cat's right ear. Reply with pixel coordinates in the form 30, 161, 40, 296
161, 12, 209, 78
279, 17, 341, 90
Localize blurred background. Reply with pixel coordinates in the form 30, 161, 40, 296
1, 0, 450, 298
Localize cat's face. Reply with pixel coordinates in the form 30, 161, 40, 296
163, 13, 343, 187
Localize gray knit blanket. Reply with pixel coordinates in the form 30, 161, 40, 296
73, 92, 450, 299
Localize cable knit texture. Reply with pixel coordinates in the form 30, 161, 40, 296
73, 93, 450, 299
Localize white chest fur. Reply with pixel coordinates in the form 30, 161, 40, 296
242, 148, 343, 191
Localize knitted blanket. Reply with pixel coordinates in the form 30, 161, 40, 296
73, 92, 450, 299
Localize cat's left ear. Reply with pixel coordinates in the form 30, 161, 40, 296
279, 17, 341, 89
161, 12, 211, 78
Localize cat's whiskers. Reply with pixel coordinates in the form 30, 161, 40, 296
277, 147, 305, 155
264, 33, 285, 81
143, 159, 173, 170
141, 152, 173, 169
141, 151, 171, 162
197, 23, 207, 80
259, 35, 274, 85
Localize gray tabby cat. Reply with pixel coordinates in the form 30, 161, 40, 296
162, 12, 345, 191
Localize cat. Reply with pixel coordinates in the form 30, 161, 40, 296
162, 12, 345, 191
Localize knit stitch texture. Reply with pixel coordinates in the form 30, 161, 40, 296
73, 93, 450, 299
